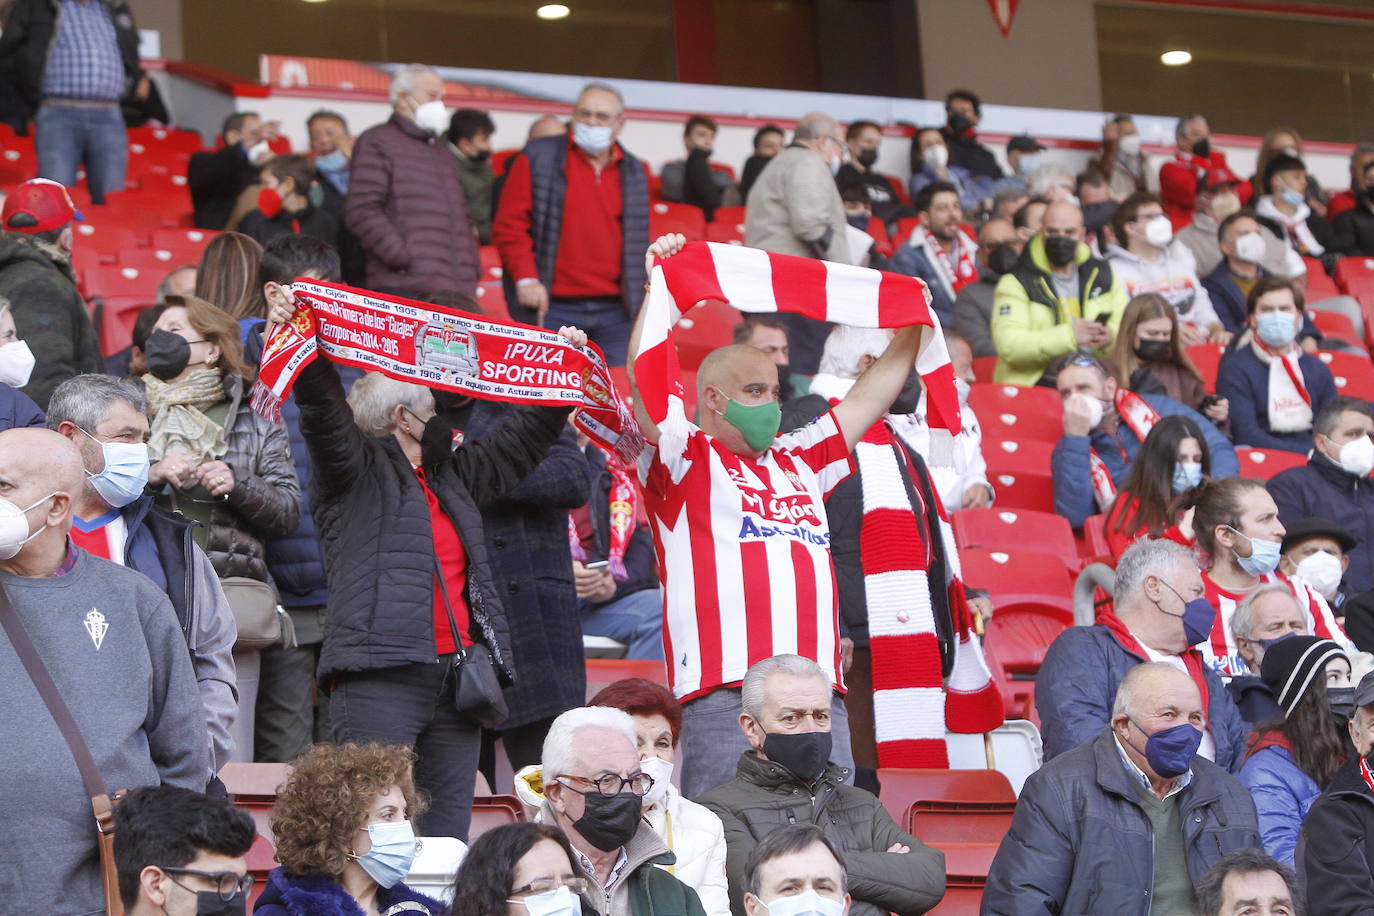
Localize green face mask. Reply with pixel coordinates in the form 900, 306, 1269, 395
717, 393, 782, 452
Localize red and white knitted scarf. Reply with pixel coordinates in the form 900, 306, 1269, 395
637, 242, 961, 436
813, 374, 1003, 767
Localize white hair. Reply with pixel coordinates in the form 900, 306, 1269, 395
1027, 162, 1076, 197
1112, 662, 1185, 719
390, 64, 438, 106
793, 112, 839, 142
1113, 537, 1196, 606
541, 706, 639, 785
1230, 583, 1300, 642
346, 372, 433, 437
578, 81, 624, 112
741, 654, 829, 721
816, 325, 894, 379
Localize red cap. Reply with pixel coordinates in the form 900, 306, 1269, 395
1198, 165, 1241, 193
1, 178, 84, 234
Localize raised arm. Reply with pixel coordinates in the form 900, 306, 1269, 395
831, 325, 925, 451
625, 233, 689, 446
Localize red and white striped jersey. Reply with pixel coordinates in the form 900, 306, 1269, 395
1200, 571, 1347, 680
639, 409, 856, 701
70, 511, 127, 564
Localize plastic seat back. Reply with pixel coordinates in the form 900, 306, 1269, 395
1236, 446, 1308, 480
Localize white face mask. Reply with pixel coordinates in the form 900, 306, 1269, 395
1119, 134, 1142, 156
1332, 433, 1374, 478
245, 139, 271, 163
1144, 215, 1173, 248
0, 340, 35, 388
922, 144, 949, 171
0, 492, 56, 560
639, 755, 673, 808
1296, 551, 1343, 597
759, 889, 846, 916
1234, 231, 1266, 265
1069, 392, 1105, 429
510, 884, 581, 916
412, 98, 449, 135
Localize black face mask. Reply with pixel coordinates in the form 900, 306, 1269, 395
987, 243, 1019, 276
143, 329, 193, 381
470, 148, 492, 163
1134, 339, 1172, 363
571, 791, 643, 852
415, 410, 464, 465
947, 114, 974, 137
1329, 686, 1357, 722
1192, 137, 1212, 159
1364, 187, 1374, 205
193, 889, 247, 916
775, 364, 794, 398
1043, 235, 1078, 268
889, 371, 922, 415
856, 148, 878, 169
846, 213, 871, 231
762, 730, 832, 783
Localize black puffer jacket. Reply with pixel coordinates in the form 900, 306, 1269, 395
292, 358, 570, 681
1298, 756, 1374, 915
154, 373, 302, 583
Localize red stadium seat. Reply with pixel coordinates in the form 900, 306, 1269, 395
966, 383, 1062, 432
1185, 344, 1225, 392
1304, 257, 1340, 301
72, 222, 143, 264
926, 884, 983, 915
89, 192, 177, 234
709, 161, 738, 183
586, 658, 669, 701
118, 247, 188, 274
983, 602, 1073, 674
981, 468, 1054, 513
1317, 349, 1374, 400
97, 295, 155, 356
952, 507, 1077, 563
150, 228, 220, 264
876, 768, 1015, 831
885, 174, 912, 206
475, 281, 510, 322
126, 143, 192, 182
1335, 256, 1374, 292
650, 201, 706, 242
970, 356, 997, 383
704, 222, 745, 245
84, 264, 157, 300
894, 216, 921, 246
1236, 446, 1308, 480
127, 125, 206, 153
1310, 309, 1365, 351
220, 762, 292, 841
1080, 513, 1112, 560
711, 206, 746, 230
674, 299, 742, 372
866, 216, 893, 258
959, 547, 1074, 611
469, 795, 525, 839
0, 142, 36, 184
245, 833, 277, 909
479, 244, 503, 282
981, 438, 1055, 475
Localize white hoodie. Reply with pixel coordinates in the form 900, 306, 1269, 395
1105, 240, 1222, 332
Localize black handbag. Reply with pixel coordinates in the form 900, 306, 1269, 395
434, 557, 509, 729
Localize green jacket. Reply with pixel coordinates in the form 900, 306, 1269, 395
697, 752, 945, 916
990, 234, 1127, 385
450, 143, 494, 245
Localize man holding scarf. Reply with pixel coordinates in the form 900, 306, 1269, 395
626, 233, 967, 797
1051, 352, 1237, 529
890, 181, 978, 327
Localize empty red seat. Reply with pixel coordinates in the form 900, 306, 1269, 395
244, 833, 277, 909
1080, 513, 1112, 560
966, 383, 1062, 432
220, 762, 293, 841
1311, 308, 1365, 351
479, 244, 502, 282
1304, 257, 1341, 301
983, 603, 1073, 675
1317, 349, 1374, 400
650, 201, 706, 242
865, 216, 893, 258
126, 143, 192, 182
675, 299, 742, 372
150, 227, 220, 264
959, 547, 1073, 611
118, 247, 187, 274
710, 206, 746, 230
72, 222, 142, 264
980, 468, 1054, 513
475, 281, 510, 322
980, 438, 1055, 475
84, 264, 157, 300
469, 794, 524, 839
704, 222, 745, 245
585, 658, 668, 699
970, 356, 998, 383
952, 507, 1076, 563
1235, 446, 1309, 480
877, 768, 1015, 826
0, 143, 36, 184
127, 125, 206, 153
894, 216, 921, 246
89, 192, 175, 233
978, 401, 1063, 444
1185, 344, 1225, 392
1335, 256, 1374, 291
97, 296, 153, 355
926, 883, 983, 915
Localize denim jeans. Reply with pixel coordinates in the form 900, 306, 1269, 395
330, 658, 481, 839
546, 297, 632, 367
677, 687, 854, 800
580, 588, 665, 660
35, 103, 127, 204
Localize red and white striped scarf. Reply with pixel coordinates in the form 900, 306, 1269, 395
812, 373, 1002, 767
637, 242, 961, 436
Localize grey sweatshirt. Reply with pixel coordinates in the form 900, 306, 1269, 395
0, 550, 209, 916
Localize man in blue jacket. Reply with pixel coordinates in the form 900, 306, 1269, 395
1268, 397, 1374, 594
1051, 352, 1238, 528
1035, 538, 1249, 772
986, 662, 1260, 915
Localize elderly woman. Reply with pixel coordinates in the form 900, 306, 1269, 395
448, 822, 585, 916
143, 293, 301, 762
586, 678, 729, 916
256, 743, 440, 915
269, 289, 586, 840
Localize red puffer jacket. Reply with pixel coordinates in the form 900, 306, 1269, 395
344, 112, 479, 296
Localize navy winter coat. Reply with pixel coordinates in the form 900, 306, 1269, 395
1268, 450, 1374, 594
982, 729, 1260, 916
0, 382, 43, 431
1200, 261, 1321, 342
1216, 344, 1336, 453
1051, 391, 1239, 528
253, 868, 441, 916
1035, 615, 1249, 773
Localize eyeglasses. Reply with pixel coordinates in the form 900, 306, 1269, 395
161, 867, 254, 902
511, 876, 591, 897
556, 772, 654, 798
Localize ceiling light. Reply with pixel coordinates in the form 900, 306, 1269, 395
1160, 50, 1192, 66
301, 0, 329, 4
537, 4, 570, 19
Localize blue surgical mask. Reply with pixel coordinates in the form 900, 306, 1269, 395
79, 427, 149, 508
315, 150, 348, 173
573, 122, 614, 155
350, 820, 417, 889
1258, 631, 1296, 653
1129, 719, 1203, 778
1159, 580, 1216, 646
1255, 311, 1298, 348
1281, 187, 1305, 208
1226, 525, 1282, 576
1018, 153, 1042, 176
1171, 461, 1202, 493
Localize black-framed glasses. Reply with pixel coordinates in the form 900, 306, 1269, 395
511, 876, 590, 897
161, 867, 254, 901
556, 772, 654, 797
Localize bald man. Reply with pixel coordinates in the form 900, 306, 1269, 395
985, 663, 1260, 915
989, 199, 1128, 385
626, 233, 939, 797
0, 429, 207, 914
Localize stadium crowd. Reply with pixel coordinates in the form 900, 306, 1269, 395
4, 3, 1374, 913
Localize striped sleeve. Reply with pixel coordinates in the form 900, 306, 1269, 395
775, 410, 856, 497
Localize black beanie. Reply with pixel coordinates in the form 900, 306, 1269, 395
1259, 635, 1345, 717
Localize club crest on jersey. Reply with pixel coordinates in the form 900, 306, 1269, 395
783, 469, 803, 490
83, 608, 108, 650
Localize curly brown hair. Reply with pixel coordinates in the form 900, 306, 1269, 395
270, 743, 425, 878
